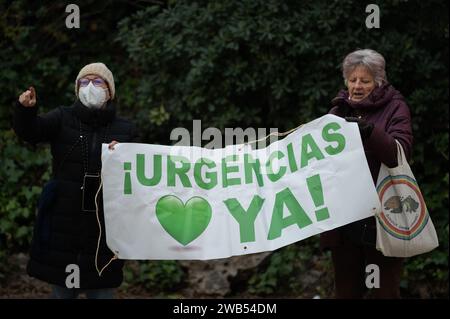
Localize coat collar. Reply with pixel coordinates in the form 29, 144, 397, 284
73, 99, 116, 127
332, 83, 404, 112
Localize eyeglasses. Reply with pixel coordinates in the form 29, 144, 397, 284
78, 78, 106, 87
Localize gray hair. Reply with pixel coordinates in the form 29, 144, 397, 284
342, 49, 387, 87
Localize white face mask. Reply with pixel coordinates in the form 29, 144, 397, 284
79, 82, 107, 109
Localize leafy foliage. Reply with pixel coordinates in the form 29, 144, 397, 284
0, 0, 448, 297
122, 260, 185, 294
248, 238, 334, 297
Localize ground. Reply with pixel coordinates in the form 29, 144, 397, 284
1, 253, 441, 299
0, 253, 324, 299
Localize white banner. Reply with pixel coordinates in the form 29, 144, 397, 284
101, 114, 380, 260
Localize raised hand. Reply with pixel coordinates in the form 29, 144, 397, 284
18, 86, 37, 107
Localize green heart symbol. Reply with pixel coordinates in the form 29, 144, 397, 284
155, 195, 212, 246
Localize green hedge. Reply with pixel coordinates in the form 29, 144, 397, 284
1, 0, 448, 297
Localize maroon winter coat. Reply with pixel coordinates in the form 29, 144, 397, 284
320, 83, 413, 249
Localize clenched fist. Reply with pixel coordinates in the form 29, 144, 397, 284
18, 86, 37, 107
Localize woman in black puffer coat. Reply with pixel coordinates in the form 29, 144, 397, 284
13, 63, 138, 299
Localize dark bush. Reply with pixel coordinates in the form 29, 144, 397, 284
0, 0, 447, 297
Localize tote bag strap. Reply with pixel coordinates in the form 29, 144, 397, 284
394, 139, 407, 167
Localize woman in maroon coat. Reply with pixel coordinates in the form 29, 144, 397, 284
320, 49, 413, 298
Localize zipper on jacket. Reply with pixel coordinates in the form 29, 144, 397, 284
91, 130, 98, 156
89, 129, 99, 173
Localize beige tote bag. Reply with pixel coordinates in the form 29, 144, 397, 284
375, 140, 439, 257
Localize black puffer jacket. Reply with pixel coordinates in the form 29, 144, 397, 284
13, 99, 137, 289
